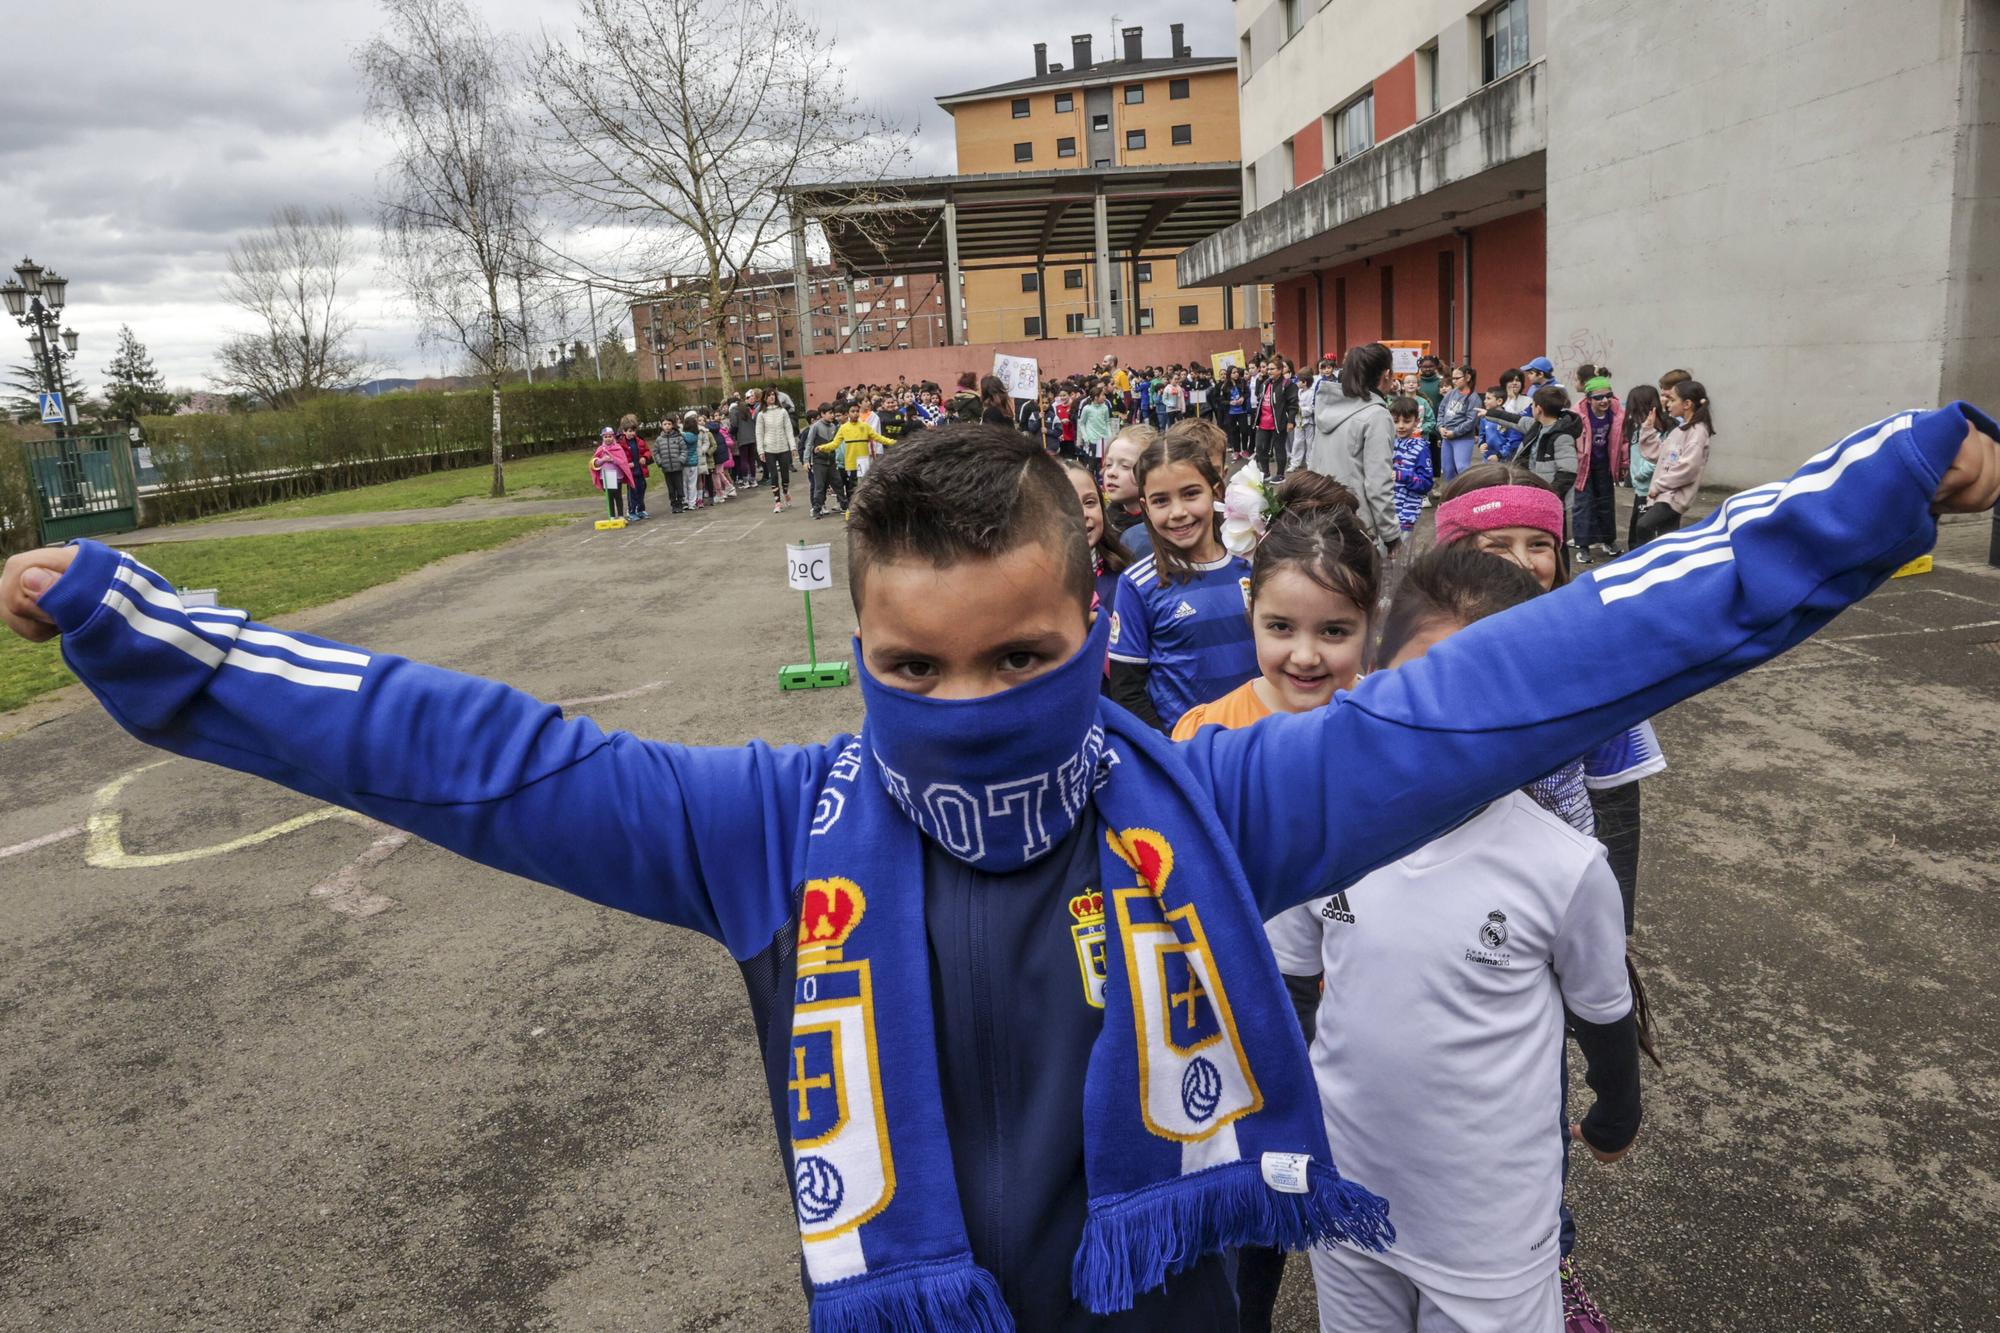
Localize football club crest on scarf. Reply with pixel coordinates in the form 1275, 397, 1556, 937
1069, 889, 1108, 1008
789, 878, 895, 1266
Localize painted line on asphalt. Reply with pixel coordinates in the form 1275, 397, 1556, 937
1826, 618, 2000, 644
0, 824, 86, 861
84, 759, 373, 870
735, 518, 768, 540
554, 680, 666, 707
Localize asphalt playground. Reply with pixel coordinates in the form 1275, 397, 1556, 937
2, 497, 1997, 1332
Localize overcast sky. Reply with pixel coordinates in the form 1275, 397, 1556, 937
2, 1, 1234, 390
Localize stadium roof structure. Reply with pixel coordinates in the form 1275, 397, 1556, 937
779, 163, 1244, 348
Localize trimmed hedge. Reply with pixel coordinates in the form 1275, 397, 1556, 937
135, 380, 705, 524
0, 426, 36, 557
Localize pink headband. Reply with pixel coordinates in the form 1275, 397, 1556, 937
1435, 485, 1566, 547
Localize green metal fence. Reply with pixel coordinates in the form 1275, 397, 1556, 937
24, 433, 139, 544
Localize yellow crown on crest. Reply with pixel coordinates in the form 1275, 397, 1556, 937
1068, 890, 1105, 926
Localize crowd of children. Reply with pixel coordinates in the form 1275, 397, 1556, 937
8, 334, 1995, 1333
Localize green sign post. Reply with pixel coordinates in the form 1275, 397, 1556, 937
779, 540, 849, 690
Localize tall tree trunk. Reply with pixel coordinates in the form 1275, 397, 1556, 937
488, 300, 507, 496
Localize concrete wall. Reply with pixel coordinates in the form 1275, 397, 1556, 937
1235, 0, 1545, 179
799, 330, 1264, 404
1545, 0, 1982, 484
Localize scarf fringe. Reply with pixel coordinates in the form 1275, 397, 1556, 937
809, 1254, 1014, 1333
1070, 1160, 1396, 1315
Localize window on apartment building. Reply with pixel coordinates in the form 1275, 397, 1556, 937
1178, 304, 1200, 326
1126, 129, 1146, 150
1021, 271, 1040, 292
1482, 0, 1530, 84
1014, 141, 1034, 162
1138, 307, 1155, 329
1024, 316, 1043, 337
1135, 262, 1153, 283
1334, 91, 1374, 163
1171, 123, 1192, 146
1065, 312, 1088, 333
1417, 42, 1440, 117
1094, 157, 1112, 168
764, 355, 780, 366
1283, 0, 1303, 38
1012, 98, 1030, 118
1170, 78, 1189, 99
1092, 113, 1110, 132
1124, 84, 1144, 105
1055, 92, 1074, 113
1239, 35, 1251, 78
1057, 136, 1077, 158
894, 298, 906, 310
1064, 268, 1084, 289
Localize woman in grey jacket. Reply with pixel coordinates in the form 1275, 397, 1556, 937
1307, 342, 1401, 550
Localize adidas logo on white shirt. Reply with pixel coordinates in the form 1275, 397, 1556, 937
1171, 600, 1198, 621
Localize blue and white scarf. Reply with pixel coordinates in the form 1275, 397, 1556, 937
789, 615, 1391, 1331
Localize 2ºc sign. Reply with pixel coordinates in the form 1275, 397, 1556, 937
788, 542, 833, 592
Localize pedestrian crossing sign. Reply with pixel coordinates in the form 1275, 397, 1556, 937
38, 392, 64, 424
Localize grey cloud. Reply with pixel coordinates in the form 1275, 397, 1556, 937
4, 0, 1235, 385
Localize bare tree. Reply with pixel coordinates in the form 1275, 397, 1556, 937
358, 0, 536, 496
213, 206, 373, 409
529, 0, 911, 396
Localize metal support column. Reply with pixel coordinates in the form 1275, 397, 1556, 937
791, 219, 815, 358
1243, 285, 1262, 343
1093, 186, 1116, 337
1036, 261, 1049, 338
942, 194, 964, 346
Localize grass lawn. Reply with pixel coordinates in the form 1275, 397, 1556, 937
188, 446, 600, 524
0, 515, 564, 715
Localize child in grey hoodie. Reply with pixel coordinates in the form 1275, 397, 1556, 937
1308, 342, 1401, 550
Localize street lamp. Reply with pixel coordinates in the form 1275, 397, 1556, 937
7, 256, 81, 437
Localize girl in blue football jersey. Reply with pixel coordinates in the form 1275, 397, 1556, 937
1107, 430, 1259, 731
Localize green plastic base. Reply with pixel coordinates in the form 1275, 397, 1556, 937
779, 661, 852, 690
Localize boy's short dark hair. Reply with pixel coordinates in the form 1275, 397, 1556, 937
846, 423, 1092, 613
1388, 395, 1422, 420
1533, 385, 1571, 415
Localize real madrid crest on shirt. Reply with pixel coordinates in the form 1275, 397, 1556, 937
1107, 828, 1263, 1143
788, 877, 895, 1281
1068, 888, 1108, 1008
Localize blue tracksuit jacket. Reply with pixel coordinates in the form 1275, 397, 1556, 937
40, 405, 1979, 1330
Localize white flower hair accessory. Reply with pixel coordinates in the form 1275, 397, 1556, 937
1219, 460, 1281, 556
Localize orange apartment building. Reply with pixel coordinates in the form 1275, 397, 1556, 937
630, 265, 949, 391
938, 26, 1253, 343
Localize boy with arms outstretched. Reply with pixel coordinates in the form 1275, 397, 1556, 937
5, 409, 1998, 1333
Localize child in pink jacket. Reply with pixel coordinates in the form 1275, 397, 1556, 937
591, 427, 635, 520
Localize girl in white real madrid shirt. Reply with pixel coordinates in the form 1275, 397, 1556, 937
1265, 547, 1643, 1333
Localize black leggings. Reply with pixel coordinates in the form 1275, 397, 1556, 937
604, 485, 625, 518
766, 453, 793, 494
1252, 427, 1284, 475
1588, 781, 1643, 934
1632, 501, 1683, 546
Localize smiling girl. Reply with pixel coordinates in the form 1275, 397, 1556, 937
1107, 432, 1256, 731
1059, 456, 1132, 616
1172, 473, 1379, 738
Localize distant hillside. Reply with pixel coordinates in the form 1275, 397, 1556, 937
354, 376, 482, 396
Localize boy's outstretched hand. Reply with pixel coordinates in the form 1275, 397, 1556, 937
1, 545, 81, 643
1935, 417, 2000, 514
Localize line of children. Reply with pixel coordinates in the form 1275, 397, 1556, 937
1106, 429, 1257, 731
6, 407, 1998, 1333
1271, 545, 1642, 1333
